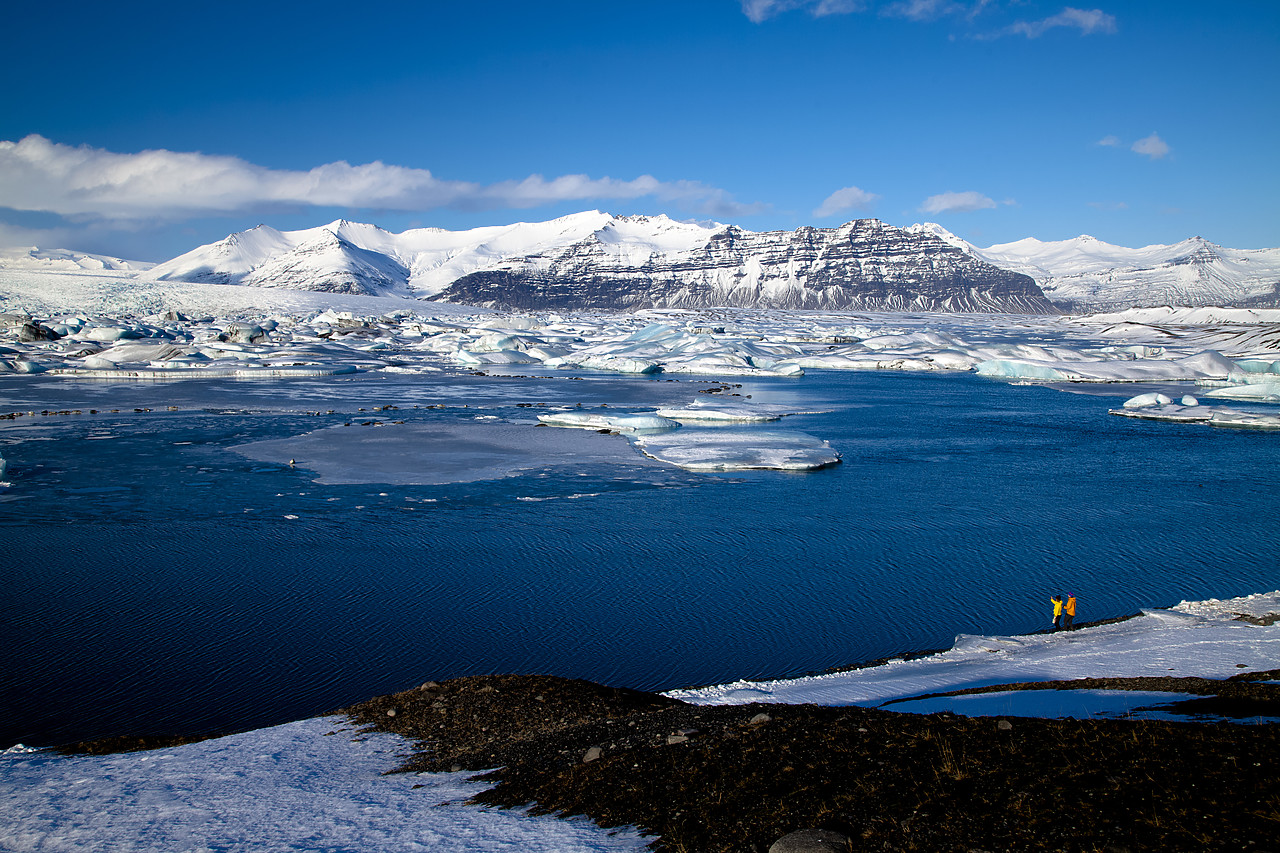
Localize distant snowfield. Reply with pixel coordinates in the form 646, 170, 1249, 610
3, 592, 1276, 853
3, 268, 1278, 453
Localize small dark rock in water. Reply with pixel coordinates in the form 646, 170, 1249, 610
768, 828, 853, 852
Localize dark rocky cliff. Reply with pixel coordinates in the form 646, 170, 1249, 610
433, 219, 1056, 313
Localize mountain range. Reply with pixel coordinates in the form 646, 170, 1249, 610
6, 212, 1279, 313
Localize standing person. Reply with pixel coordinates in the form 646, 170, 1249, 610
1051, 594, 1064, 631
1064, 593, 1077, 630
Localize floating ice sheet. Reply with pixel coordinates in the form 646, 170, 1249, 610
232, 420, 663, 485
655, 399, 789, 423
630, 428, 841, 472
536, 410, 681, 431
1110, 392, 1280, 429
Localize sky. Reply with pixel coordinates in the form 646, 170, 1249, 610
1, 0, 1277, 261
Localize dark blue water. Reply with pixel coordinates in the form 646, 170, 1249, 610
1, 368, 1277, 747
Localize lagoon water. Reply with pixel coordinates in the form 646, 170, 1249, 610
2, 366, 1277, 747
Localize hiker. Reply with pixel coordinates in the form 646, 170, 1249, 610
1064, 593, 1077, 629
1051, 594, 1064, 631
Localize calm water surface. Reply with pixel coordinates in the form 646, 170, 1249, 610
1, 368, 1276, 746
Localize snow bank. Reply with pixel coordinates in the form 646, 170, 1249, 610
0, 718, 647, 853
669, 591, 1280, 711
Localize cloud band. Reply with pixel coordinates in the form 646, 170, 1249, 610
0, 135, 761, 221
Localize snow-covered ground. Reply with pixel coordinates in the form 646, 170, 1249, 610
2, 591, 1276, 853
670, 591, 1280, 712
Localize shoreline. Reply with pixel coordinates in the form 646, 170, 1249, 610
8, 592, 1279, 853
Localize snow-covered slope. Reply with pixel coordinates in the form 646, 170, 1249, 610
143, 213, 1053, 314
910, 225, 1280, 311
142, 212, 623, 296
0, 247, 153, 274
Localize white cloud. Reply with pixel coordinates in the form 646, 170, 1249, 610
919, 191, 998, 214
1007, 7, 1117, 38
1096, 135, 1122, 147
1131, 132, 1171, 160
882, 0, 965, 22
0, 135, 761, 222
743, 0, 1115, 35
740, 0, 866, 23
813, 185, 880, 218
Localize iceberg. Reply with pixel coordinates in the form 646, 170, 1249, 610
1122, 393, 1174, 409
1203, 382, 1280, 402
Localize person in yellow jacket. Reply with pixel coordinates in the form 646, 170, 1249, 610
1051, 594, 1064, 631
1064, 593, 1077, 630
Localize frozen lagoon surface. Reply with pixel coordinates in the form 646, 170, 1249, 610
1, 276, 1279, 749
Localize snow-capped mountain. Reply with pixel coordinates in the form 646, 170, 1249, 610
911, 225, 1280, 312
143, 213, 1054, 313
0, 247, 153, 274
134, 213, 1280, 313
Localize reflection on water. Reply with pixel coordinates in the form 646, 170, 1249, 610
1, 368, 1278, 746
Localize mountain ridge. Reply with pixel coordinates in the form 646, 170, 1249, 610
138, 213, 1055, 314
6, 212, 1278, 313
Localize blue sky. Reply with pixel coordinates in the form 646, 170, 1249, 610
1, 0, 1276, 260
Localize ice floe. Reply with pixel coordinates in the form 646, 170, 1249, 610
1110, 392, 1280, 430
630, 428, 841, 472
535, 410, 681, 431
654, 399, 790, 423
231, 421, 664, 485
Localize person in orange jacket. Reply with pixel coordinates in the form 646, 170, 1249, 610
1064, 593, 1077, 629
1051, 594, 1064, 631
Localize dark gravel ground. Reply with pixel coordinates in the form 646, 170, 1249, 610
340, 671, 1280, 853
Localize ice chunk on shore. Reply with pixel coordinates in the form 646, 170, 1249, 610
630, 429, 841, 472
